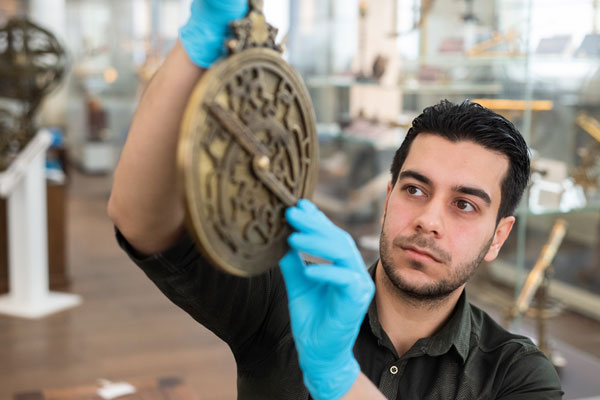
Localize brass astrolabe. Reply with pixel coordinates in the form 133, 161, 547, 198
178, 0, 319, 276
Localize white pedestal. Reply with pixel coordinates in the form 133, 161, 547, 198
73, 141, 116, 173
0, 131, 81, 318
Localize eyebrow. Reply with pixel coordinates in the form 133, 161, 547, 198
452, 185, 492, 206
398, 169, 492, 206
399, 170, 431, 186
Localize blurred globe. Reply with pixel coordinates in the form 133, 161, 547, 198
0, 17, 67, 104
0, 17, 67, 170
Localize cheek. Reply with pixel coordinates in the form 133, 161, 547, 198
448, 224, 473, 253
382, 196, 418, 234
448, 220, 493, 259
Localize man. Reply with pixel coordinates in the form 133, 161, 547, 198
108, 1, 563, 399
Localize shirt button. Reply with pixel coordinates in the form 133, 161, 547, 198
390, 365, 399, 375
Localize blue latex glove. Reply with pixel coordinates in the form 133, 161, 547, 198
179, 0, 248, 67
280, 199, 375, 400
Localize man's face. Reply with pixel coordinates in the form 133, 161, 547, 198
379, 133, 515, 301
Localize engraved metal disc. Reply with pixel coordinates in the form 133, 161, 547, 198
178, 48, 318, 276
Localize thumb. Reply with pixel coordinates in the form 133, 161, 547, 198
279, 250, 312, 300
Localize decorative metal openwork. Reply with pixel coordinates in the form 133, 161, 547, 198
178, 0, 319, 276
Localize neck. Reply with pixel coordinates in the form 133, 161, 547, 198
374, 260, 463, 357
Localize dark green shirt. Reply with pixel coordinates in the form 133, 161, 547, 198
116, 228, 563, 399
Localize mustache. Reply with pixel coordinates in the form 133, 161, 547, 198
392, 234, 451, 264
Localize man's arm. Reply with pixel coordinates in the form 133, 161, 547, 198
108, 41, 202, 255
280, 200, 380, 400
108, 0, 248, 254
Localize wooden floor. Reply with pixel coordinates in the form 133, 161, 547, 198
0, 171, 237, 399
1, 170, 600, 399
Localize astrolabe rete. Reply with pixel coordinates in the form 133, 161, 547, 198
178, 0, 319, 276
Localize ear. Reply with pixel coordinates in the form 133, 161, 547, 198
484, 216, 515, 262
381, 181, 394, 226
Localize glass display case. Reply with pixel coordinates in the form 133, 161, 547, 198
57, 0, 290, 173
61, 0, 188, 172
6, 0, 597, 321
288, 0, 600, 322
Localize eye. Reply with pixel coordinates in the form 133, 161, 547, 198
456, 199, 476, 212
405, 185, 424, 197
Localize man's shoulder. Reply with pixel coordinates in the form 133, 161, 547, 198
468, 302, 539, 356
466, 302, 563, 398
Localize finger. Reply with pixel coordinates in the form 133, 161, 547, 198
303, 265, 361, 286
286, 202, 333, 234
296, 198, 318, 211
288, 232, 359, 266
304, 265, 375, 325
279, 249, 312, 298
305, 265, 374, 301
204, 0, 248, 13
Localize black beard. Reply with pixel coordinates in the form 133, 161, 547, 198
379, 225, 493, 305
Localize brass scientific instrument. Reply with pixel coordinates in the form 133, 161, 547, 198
507, 219, 567, 368
0, 17, 67, 170
467, 29, 523, 58
574, 112, 600, 190
178, 0, 319, 276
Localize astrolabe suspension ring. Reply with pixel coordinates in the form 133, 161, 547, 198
178, 2, 319, 276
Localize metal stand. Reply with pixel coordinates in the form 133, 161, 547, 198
526, 265, 566, 370
505, 219, 567, 371
0, 130, 81, 318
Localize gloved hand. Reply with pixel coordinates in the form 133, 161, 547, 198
279, 199, 375, 400
179, 0, 248, 67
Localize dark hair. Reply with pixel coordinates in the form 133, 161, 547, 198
390, 99, 530, 221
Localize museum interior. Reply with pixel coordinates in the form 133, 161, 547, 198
1, 0, 600, 398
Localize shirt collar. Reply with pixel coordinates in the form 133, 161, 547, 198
424, 289, 471, 363
366, 261, 387, 348
366, 261, 471, 364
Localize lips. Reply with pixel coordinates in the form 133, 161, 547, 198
401, 245, 441, 263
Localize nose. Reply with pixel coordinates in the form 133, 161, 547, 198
413, 198, 444, 237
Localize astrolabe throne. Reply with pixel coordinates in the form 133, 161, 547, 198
0, 17, 67, 170
178, 0, 319, 276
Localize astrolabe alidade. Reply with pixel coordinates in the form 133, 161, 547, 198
178, 0, 319, 276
